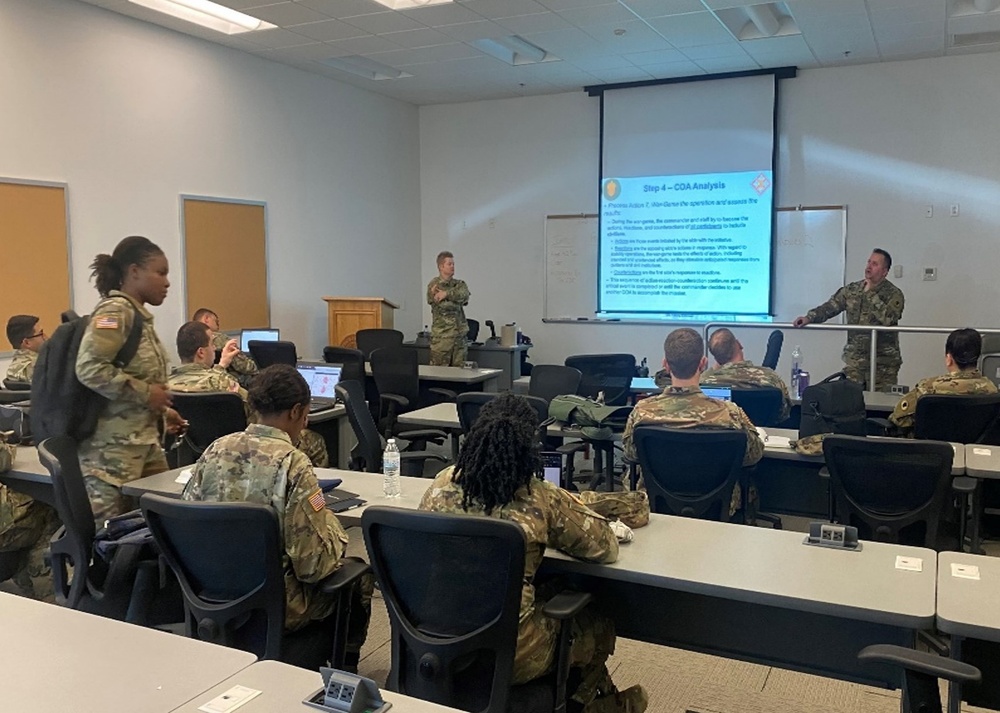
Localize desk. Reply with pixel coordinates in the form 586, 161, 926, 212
405, 342, 527, 391
0, 444, 54, 505
307, 404, 353, 469
541, 514, 936, 687
366, 364, 500, 393
513, 375, 659, 395
0, 592, 255, 713
170, 659, 464, 713
791, 390, 899, 414
937, 552, 1000, 713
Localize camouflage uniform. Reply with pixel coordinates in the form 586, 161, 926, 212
182, 423, 371, 653
806, 279, 905, 391
426, 276, 470, 366
622, 386, 763, 517
889, 369, 998, 437
0, 443, 59, 600
211, 331, 258, 385
420, 467, 649, 713
5, 349, 37, 384
701, 360, 792, 423
76, 291, 170, 527
167, 362, 329, 468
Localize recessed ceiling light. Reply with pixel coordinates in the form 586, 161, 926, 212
127, 0, 276, 34
371, 0, 454, 9
471, 36, 555, 65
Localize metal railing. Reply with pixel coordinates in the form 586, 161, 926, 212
702, 322, 1000, 388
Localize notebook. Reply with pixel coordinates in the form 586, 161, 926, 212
240, 328, 279, 353
297, 361, 343, 412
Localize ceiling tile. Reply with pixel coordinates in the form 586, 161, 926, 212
343, 11, 428, 33
461, 0, 552, 20
290, 19, 368, 41
437, 20, 512, 40
495, 12, 574, 34
641, 59, 706, 77
694, 54, 760, 72
569, 53, 636, 70
586, 66, 654, 83
382, 27, 454, 47
522, 26, 609, 58
623, 47, 687, 65
646, 12, 735, 47
536, 0, 618, 9
585, 20, 675, 53
557, 3, 639, 29
397, 3, 486, 25
244, 2, 329, 25
240, 27, 319, 48
293, 0, 387, 18
878, 37, 945, 57
619, 0, 705, 19
870, 5, 945, 26
367, 43, 482, 64
255, 42, 339, 62
679, 41, 748, 59
324, 34, 403, 55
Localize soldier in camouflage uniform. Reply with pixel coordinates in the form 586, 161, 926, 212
192, 308, 259, 386
623, 329, 763, 519
702, 328, 792, 422
77, 237, 185, 527
794, 249, 905, 391
890, 328, 998, 437
0, 440, 59, 600
5, 315, 46, 384
420, 393, 649, 713
182, 364, 371, 667
168, 321, 329, 468
426, 251, 470, 366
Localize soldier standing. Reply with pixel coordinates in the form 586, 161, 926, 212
793, 249, 905, 391
426, 251, 470, 367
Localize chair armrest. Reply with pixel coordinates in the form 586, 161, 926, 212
866, 417, 892, 436
952, 476, 978, 495
400, 451, 447, 463
541, 591, 592, 621
397, 428, 449, 441
818, 466, 830, 479
858, 645, 980, 684
380, 394, 410, 409
557, 442, 588, 455
428, 387, 457, 401
319, 559, 372, 595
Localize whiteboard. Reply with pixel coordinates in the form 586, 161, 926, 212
543, 207, 846, 322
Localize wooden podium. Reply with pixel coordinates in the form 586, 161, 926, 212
323, 296, 399, 348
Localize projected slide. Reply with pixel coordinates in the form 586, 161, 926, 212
599, 171, 772, 317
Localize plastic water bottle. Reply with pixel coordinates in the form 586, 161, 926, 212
383, 439, 401, 499
791, 345, 802, 398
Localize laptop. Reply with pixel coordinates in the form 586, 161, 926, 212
240, 328, 280, 353
701, 385, 732, 401
297, 361, 343, 412
540, 451, 564, 488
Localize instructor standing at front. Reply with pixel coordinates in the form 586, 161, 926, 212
793, 248, 904, 391
426, 251, 470, 366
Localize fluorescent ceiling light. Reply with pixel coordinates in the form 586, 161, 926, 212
372, 0, 454, 8
472, 36, 554, 65
127, 0, 276, 35
319, 55, 413, 81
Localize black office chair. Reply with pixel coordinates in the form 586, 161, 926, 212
761, 329, 783, 370
37, 436, 173, 624
60, 310, 80, 323
633, 426, 747, 521
456, 393, 549, 442
355, 329, 404, 359
823, 435, 960, 549
565, 353, 636, 406
2, 379, 30, 391
362, 506, 591, 713
170, 392, 248, 467
466, 318, 480, 344
323, 346, 366, 384
335, 380, 446, 477
858, 645, 980, 713
247, 340, 297, 368
369, 347, 456, 440
141, 493, 369, 670
914, 393, 1000, 444
0, 404, 31, 444
528, 365, 582, 404
730, 386, 785, 427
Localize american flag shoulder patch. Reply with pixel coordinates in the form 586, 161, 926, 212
308, 489, 326, 512
94, 316, 119, 329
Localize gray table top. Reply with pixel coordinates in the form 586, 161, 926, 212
964, 444, 1000, 479
2, 443, 49, 484
936, 552, 1000, 642
169, 660, 465, 713
0, 592, 255, 713
366, 364, 501, 384
791, 390, 900, 413
398, 402, 586, 438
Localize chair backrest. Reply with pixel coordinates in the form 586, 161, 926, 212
247, 340, 297, 368
822, 435, 955, 548
2, 379, 31, 391
140, 494, 286, 660
466, 318, 480, 343
0, 404, 31, 444
335, 380, 383, 472
564, 353, 635, 406
323, 346, 366, 384
528, 365, 582, 403
981, 354, 1000, 388
370, 347, 420, 407
0, 389, 30, 404
914, 394, 1000, 445
456, 393, 548, 436
171, 393, 248, 465
632, 426, 747, 520
730, 386, 784, 427
355, 329, 404, 359
761, 329, 783, 370
362, 506, 525, 713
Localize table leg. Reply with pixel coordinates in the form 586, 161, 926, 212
948, 635, 963, 713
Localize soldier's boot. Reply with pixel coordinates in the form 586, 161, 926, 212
583, 685, 649, 713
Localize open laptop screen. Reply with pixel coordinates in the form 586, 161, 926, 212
540, 452, 563, 488
241, 328, 279, 353
701, 385, 732, 401
297, 362, 343, 400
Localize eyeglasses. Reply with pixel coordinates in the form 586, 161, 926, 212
28, 331, 44, 339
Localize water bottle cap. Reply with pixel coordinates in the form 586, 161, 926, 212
387, 438, 396, 444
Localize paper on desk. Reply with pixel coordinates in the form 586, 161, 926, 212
973, 447, 992, 456
198, 686, 262, 713
895, 556, 923, 572
951, 563, 981, 580
175, 468, 193, 485
767, 436, 792, 449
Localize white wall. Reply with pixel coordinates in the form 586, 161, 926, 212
420, 52, 1000, 386
1, 0, 422, 364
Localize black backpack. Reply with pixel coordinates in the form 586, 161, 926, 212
31, 300, 144, 442
798, 371, 866, 439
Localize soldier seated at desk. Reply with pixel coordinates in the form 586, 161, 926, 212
168, 321, 328, 467
701, 328, 792, 423
889, 328, 997, 437
5, 314, 46, 385
191, 307, 258, 386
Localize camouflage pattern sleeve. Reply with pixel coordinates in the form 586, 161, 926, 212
806, 284, 849, 324
888, 377, 929, 435
0, 443, 15, 473
576, 490, 650, 528
426, 277, 440, 306
869, 282, 904, 326
282, 450, 349, 584
76, 298, 150, 405
447, 279, 470, 307
212, 332, 257, 377
6, 351, 37, 384
730, 403, 764, 465
545, 484, 619, 564
621, 407, 640, 461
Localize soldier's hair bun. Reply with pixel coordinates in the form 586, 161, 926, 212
249, 364, 310, 416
